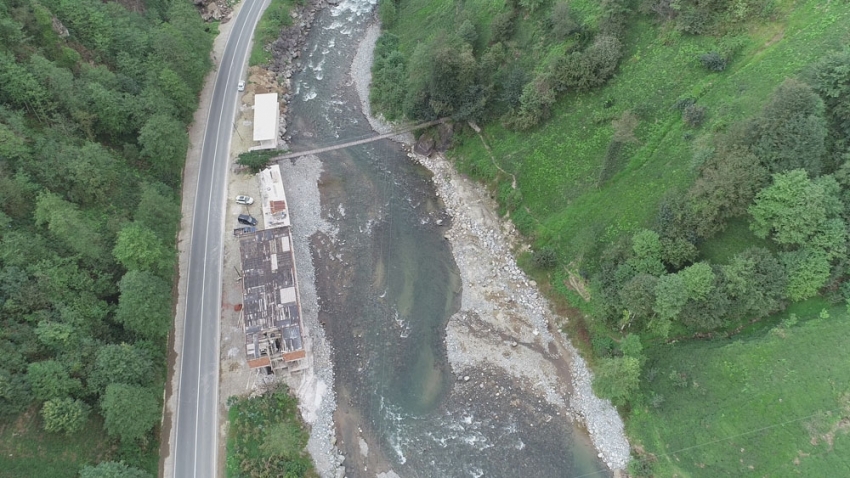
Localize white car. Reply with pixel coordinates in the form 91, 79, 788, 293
237, 80, 245, 91
235, 195, 254, 205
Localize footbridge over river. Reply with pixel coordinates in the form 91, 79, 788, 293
271, 118, 448, 161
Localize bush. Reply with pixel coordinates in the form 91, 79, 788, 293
532, 246, 559, 269
550, 1, 579, 39
699, 51, 727, 71
42, 398, 89, 435
682, 103, 707, 127
592, 335, 617, 358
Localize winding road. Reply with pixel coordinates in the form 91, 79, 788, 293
171, 1, 268, 477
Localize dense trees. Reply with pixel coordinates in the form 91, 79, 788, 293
371, 0, 630, 128
0, 0, 213, 472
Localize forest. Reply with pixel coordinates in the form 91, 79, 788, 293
373, 0, 850, 475
0, 0, 213, 475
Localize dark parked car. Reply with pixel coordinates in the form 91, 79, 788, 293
237, 214, 258, 226
233, 226, 256, 236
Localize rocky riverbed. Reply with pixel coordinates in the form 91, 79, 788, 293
258, 4, 631, 476
351, 22, 631, 473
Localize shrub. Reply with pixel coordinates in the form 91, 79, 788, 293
42, 398, 89, 435
699, 51, 727, 71
682, 103, 707, 127
550, 1, 579, 39
593, 356, 641, 405
592, 335, 617, 358
532, 246, 558, 269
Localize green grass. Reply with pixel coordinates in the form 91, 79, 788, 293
226, 386, 315, 478
0, 409, 147, 478
249, 0, 299, 66
628, 301, 850, 476
698, 217, 773, 264
447, 0, 850, 267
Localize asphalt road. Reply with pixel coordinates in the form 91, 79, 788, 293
172, 1, 268, 477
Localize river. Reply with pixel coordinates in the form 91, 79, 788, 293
284, 1, 611, 476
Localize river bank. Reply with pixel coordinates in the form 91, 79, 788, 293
350, 22, 631, 472
261, 2, 630, 475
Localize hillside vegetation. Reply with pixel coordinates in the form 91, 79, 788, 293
0, 0, 213, 475
374, 0, 850, 475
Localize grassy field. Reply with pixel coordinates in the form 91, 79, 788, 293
628, 300, 850, 476
447, 0, 850, 268
0, 409, 157, 478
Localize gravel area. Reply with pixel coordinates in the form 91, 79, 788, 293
277, 155, 345, 478
349, 18, 632, 473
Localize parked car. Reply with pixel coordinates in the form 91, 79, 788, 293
237, 80, 245, 91
233, 226, 256, 236
235, 195, 254, 205
237, 214, 258, 226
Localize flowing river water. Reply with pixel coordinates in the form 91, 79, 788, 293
285, 1, 610, 476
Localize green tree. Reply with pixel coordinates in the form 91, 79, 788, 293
749, 79, 827, 176
654, 273, 688, 325
679, 262, 715, 301
138, 113, 187, 182
79, 461, 153, 478
378, 0, 397, 28
41, 397, 89, 435
428, 38, 479, 118
687, 146, 769, 238
88, 343, 155, 396
102, 384, 160, 442
113, 223, 173, 276
116, 270, 172, 339
628, 229, 665, 276
27, 360, 81, 401
34, 321, 78, 352
34, 191, 106, 265
660, 237, 698, 270
620, 334, 643, 358
236, 150, 277, 174
592, 356, 641, 405
619, 273, 658, 325
157, 67, 197, 122
135, 182, 181, 246
781, 248, 831, 301
457, 19, 477, 45
749, 170, 846, 257
721, 247, 787, 318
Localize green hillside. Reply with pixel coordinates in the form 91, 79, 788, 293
0, 0, 213, 475
375, 0, 850, 475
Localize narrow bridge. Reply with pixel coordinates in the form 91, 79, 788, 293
272, 118, 447, 161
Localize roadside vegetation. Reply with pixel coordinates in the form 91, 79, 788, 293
0, 0, 213, 475
249, 0, 302, 66
225, 386, 316, 478
375, 0, 850, 474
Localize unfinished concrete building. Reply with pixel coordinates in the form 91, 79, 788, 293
238, 186, 305, 375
